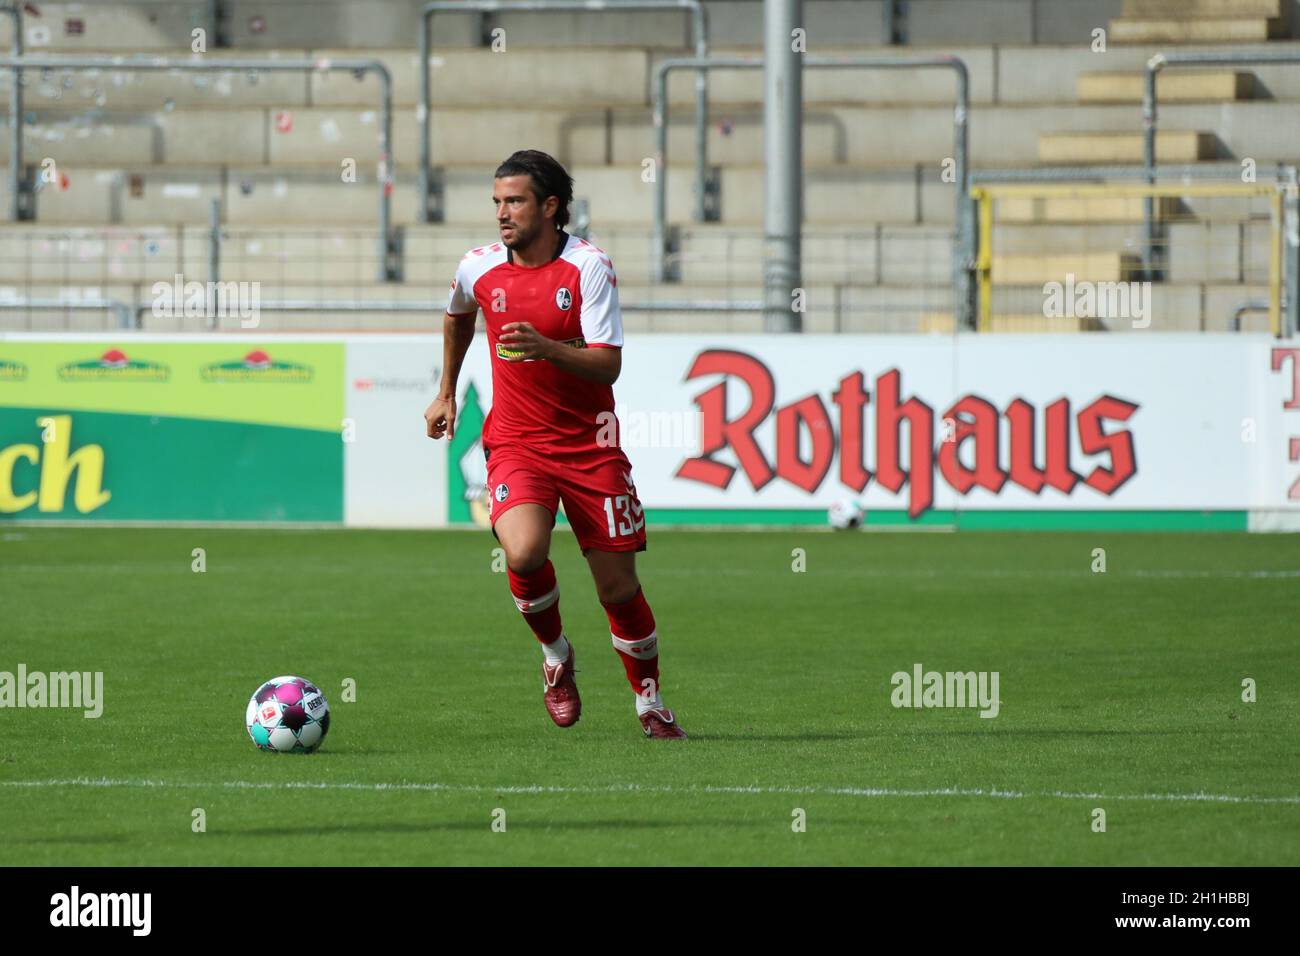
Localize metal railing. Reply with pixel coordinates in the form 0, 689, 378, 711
973, 163, 1299, 337
418, 0, 712, 223
1143, 49, 1300, 285
0, 297, 133, 329
651, 53, 973, 329
0, 53, 400, 282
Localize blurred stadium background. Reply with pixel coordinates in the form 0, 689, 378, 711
2, 0, 1298, 334
1, 0, 1298, 529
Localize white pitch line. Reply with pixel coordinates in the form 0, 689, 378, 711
1, 777, 1298, 805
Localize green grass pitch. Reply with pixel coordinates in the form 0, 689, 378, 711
1, 526, 1296, 866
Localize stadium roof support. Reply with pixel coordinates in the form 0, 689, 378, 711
653, 52, 972, 331
0, 54, 400, 283
418, 0, 713, 224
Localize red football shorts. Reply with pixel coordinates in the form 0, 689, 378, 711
485, 447, 648, 554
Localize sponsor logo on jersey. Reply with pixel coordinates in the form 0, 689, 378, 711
555, 287, 573, 310
495, 336, 585, 361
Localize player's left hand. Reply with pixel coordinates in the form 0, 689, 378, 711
499, 322, 555, 362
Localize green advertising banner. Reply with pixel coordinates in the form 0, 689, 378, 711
0, 341, 344, 522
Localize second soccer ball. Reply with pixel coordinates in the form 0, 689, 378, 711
827, 499, 865, 530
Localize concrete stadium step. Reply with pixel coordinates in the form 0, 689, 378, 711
2, 2, 1202, 54
0, 57, 314, 110
988, 221, 1273, 285
995, 41, 1300, 104
655, 45, 997, 107
921, 312, 1107, 333
1165, 221, 1276, 283
1122, 0, 1284, 15
1037, 130, 1217, 164
1077, 71, 1254, 104
18, 220, 1249, 291
1109, 18, 1285, 44
23, 164, 945, 228
990, 223, 1150, 256
987, 281, 1200, 330
994, 195, 1182, 224
18, 98, 1300, 179
0, 227, 182, 284
308, 47, 650, 109
992, 253, 1143, 283
0, 43, 992, 112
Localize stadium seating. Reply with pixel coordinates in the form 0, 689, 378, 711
0, 0, 1297, 334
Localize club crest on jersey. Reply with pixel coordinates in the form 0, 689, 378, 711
494, 483, 510, 502
555, 287, 573, 310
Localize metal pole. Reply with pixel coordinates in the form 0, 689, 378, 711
690, 1, 709, 222
949, 55, 972, 330
1143, 55, 1161, 281
764, 0, 802, 333
653, 53, 972, 327
654, 56, 760, 282
652, 63, 665, 283
1, 4, 23, 222
418, 1, 710, 223
208, 197, 221, 331
1285, 166, 1299, 339
883, 0, 899, 45
377, 64, 396, 280
0, 54, 397, 282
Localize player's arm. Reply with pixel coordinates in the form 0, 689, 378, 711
500, 328, 621, 385
425, 310, 477, 439
426, 263, 480, 440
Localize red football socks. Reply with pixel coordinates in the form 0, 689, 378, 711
602, 586, 661, 698
508, 560, 564, 646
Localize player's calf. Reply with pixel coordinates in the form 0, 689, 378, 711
603, 587, 686, 739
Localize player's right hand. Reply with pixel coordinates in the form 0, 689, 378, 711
425, 395, 457, 440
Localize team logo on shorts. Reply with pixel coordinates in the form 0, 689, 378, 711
555, 287, 573, 310
494, 483, 510, 502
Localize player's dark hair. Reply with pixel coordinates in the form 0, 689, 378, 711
494, 150, 573, 229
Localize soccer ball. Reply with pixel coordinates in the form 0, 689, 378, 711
246, 675, 331, 754
827, 499, 865, 530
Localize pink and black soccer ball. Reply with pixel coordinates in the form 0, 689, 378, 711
245, 676, 331, 754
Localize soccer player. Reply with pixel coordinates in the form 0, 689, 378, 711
423, 149, 687, 740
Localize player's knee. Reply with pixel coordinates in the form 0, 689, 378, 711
505, 544, 549, 574
595, 576, 639, 605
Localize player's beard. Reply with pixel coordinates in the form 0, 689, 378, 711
499, 220, 534, 249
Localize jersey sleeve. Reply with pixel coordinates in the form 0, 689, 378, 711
579, 253, 624, 348
446, 257, 479, 317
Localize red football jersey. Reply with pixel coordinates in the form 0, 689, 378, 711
447, 231, 626, 464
